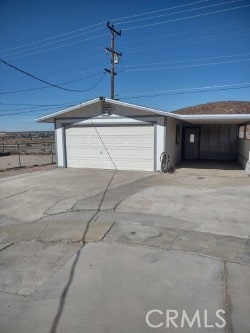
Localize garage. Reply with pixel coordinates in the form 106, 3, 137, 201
36, 97, 166, 171
65, 125, 155, 171
37, 98, 250, 173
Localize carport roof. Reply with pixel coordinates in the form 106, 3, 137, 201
36, 97, 250, 124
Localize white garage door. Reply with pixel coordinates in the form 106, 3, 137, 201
65, 125, 155, 171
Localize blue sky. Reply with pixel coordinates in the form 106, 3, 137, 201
0, 0, 250, 131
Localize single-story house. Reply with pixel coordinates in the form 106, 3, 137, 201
37, 97, 250, 172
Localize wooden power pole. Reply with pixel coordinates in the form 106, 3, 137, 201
105, 22, 122, 99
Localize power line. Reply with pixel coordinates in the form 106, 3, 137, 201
0, 24, 105, 55
113, 0, 211, 23
119, 82, 250, 99
1, 28, 106, 59
117, 0, 245, 26
0, 0, 210, 56
1, 82, 249, 116
121, 51, 250, 69
119, 57, 250, 73
0, 58, 106, 93
120, 19, 246, 49
0, 103, 76, 112
0, 70, 104, 95
0, 107, 63, 117
4, 33, 109, 60
123, 3, 250, 31
1, 0, 238, 59
0, 97, 98, 117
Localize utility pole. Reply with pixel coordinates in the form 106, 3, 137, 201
105, 22, 122, 100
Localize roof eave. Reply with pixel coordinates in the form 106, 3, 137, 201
36, 97, 101, 123
36, 97, 175, 123
174, 114, 250, 124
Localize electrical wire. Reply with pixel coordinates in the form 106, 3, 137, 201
0, 58, 106, 93
124, 29, 250, 56
1, 29, 106, 59
4, 33, 109, 60
4, 66, 104, 94
0, 107, 64, 117
116, 0, 245, 26
119, 58, 250, 73
1, 82, 250, 117
1, 0, 243, 59
121, 51, 250, 69
0, 24, 105, 55
119, 82, 250, 100
0, 71, 104, 95
0, 0, 211, 56
0, 96, 99, 117
123, 4, 250, 31
120, 20, 246, 48
113, 0, 211, 23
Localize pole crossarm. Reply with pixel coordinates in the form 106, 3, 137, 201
107, 21, 121, 36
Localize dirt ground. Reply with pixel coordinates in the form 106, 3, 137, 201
0, 163, 56, 179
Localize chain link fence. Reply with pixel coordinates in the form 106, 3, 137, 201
0, 140, 56, 170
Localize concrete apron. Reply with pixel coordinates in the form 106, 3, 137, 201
0, 167, 249, 332
1, 242, 249, 333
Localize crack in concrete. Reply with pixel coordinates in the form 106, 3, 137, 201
49, 170, 118, 333
223, 261, 233, 333
100, 222, 115, 241
168, 229, 182, 251
71, 174, 156, 213
113, 198, 126, 211
0, 290, 28, 297
0, 243, 14, 252
0, 189, 28, 201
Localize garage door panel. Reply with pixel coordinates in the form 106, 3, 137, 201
65, 125, 154, 171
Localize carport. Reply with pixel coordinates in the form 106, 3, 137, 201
167, 104, 250, 172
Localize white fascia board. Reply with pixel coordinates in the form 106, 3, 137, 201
36, 97, 176, 123
174, 114, 250, 124
36, 98, 100, 122
104, 98, 172, 117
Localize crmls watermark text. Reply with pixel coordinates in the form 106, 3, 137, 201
145, 309, 226, 329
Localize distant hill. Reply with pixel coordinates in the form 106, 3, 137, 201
172, 101, 250, 115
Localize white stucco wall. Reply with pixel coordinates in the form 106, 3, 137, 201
238, 127, 250, 169
166, 117, 182, 166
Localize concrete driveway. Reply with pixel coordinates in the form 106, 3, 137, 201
0, 166, 249, 332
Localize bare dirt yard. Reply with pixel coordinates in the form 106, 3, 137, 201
0, 154, 56, 170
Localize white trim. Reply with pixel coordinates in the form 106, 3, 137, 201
36, 97, 250, 124
176, 114, 250, 124
36, 98, 101, 122
36, 97, 175, 122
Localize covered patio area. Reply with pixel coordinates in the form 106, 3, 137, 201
166, 112, 250, 172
